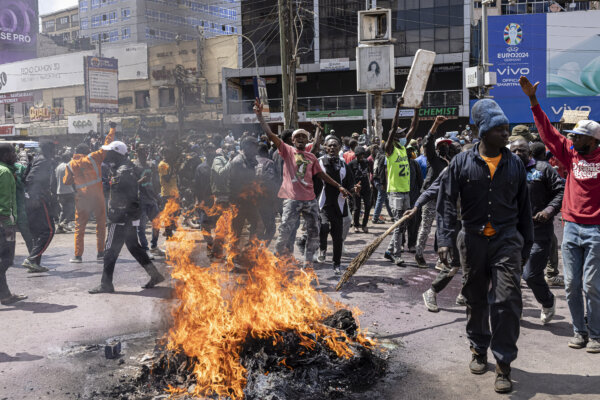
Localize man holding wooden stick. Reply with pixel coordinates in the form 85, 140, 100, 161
383, 97, 419, 267
436, 99, 533, 394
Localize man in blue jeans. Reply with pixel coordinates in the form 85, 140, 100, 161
521, 76, 600, 353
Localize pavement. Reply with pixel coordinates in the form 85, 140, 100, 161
1, 218, 599, 400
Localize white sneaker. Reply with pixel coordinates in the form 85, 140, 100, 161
146, 250, 155, 260
317, 250, 326, 263
541, 297, 556, 325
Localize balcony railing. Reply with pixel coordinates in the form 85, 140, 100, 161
228, 90, 463, 115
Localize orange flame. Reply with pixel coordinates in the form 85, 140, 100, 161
159, 200, 375, 399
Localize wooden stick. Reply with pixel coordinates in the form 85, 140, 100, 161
336, 215, 412, 291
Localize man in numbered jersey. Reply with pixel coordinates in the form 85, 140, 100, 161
383, 97, 420, 266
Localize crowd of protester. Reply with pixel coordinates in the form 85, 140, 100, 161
0, 76, 599, 394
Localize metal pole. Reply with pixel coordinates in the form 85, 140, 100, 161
98, 38, 104, 136
278, 0, 292, 129
374, 93, 383, 143
239, 34, 260, 78
481, 0, 490, 97
366, 93, 373, 142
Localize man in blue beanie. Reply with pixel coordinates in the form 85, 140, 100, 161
437, 99, 534, 393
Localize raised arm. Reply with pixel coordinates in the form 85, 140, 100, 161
404, 108, 421, 143
311, 121, 323, 156
520, 76, 571, 166
253, 98, 282, 149
385, 97, 404, 156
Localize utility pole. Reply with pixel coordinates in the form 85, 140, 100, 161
278, 0, 298, 129
98, 38, 104, 137
365, 0, 373, 142
174, 64, 186, 141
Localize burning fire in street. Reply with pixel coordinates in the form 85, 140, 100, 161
140, 200, 385, 399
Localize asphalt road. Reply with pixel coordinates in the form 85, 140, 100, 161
1, 218, 599, 400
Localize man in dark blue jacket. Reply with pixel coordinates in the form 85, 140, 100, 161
437, 99, 533, 394
510, 138, 564, 325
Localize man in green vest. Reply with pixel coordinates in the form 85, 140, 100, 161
0, 143, 27, 305
383, 97, 420, 266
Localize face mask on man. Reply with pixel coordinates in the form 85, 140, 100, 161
397, 138, 407, 147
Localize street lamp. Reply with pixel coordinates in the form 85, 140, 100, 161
237, 33, 260, 78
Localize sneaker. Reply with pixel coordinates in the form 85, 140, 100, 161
372, 218, 385, 225
333, 265, 342, 275
469, 351, 487, 375
88, 284, 115, 294
69, 256, 83, 264
394, 257, 406, 267
142, 274, 166, 289
317, 250, 326, 263
407, 246, 416, 253
22, 259, 49, 273
494, 363, 513, 393
586, 338, 600, 354
0, 294, 27, 306
55, 225, 66, 234
150, 247, 166, 257
415, 254, 428, 269
568, 333, 589, 349
541, 297, 556, 325
354, 228, 361, 233
422, 289, 439, 312
342, 245, 348, 256
384, 251, 395, 263
97, 252, 105, 261
456, 293, 467, 306
435, 260, 446, 271
545, 275, 564, 287
362, 226, 369, 234
146, 250, 155, 261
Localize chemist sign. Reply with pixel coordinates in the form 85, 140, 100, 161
84, 56, 119, 114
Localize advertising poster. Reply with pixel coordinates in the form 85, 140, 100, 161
0, 0, 38, 64
357, 45, 395, 92
477, 11, 600, 123
84, 56, 119, 114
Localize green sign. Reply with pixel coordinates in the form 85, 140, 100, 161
418, 107, 459, 117
306, 109, 363, 119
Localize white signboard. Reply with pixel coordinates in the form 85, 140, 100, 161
402, 49, 436, 108
0, 43, 148, 94
356, 45, 395, 92
85, 57, 119, 113
68, 114, 99, 134
320, 58, 350, 72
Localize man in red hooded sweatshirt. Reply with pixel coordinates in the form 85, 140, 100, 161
521, 76, 600, 354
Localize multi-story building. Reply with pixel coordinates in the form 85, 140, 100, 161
472, 0, 599, 20
78, 0, 241, 46
223, 0, 472, 134
41, 6, 80, 43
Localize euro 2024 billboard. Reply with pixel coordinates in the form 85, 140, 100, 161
0, 0, 38, 64
477, 11, 600, 123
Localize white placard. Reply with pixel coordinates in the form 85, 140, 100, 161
356, 45, 395, 92
68, 114, 99, 134
402, 49, 436, 108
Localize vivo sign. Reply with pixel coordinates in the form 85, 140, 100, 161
551, 105, 592, 116
497, 67, 530, 76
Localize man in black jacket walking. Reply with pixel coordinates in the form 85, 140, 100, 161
89, 141, 165, 294
23, 140, 58, 273
510, 138, 564, 324
437, 99, 533, 394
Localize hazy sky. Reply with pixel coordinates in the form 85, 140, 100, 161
39, 0, 79, 16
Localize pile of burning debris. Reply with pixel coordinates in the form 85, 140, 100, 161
105, 202, 387, 399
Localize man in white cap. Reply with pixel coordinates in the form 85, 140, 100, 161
521, 76, 600, 354
89, 141, 165, 294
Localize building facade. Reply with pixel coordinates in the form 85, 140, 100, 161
78, 0, 241, 46
223, 0, 471, 133
41, 6, 80, 43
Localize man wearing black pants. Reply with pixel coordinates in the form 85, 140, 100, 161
89, 141, 164, 294
510, 139, 564, 324
23, 140, 58, 273
437, 99, 533, 394
348, 146, 371, 233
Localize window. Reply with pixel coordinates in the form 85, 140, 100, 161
63, 32, 71, 41
80, 0, 88, 13
109, 30, 119, 42
81, 18, 89, 30
44, 20, 55, 31
75, 97, 85, 113
91, 33, 99, 43
121, 8, 131, 20
159, 88, 175, 108
22, 102, 32, 122
60, 17, 69, 24
53, 98, 64, 109
101, 13, 109, 26
135, 91, 151, 109
92, 15, 101, 27
4, 104, 14, 121
122, 26, 131, 39
108, 10, 117, 24
100, 32, 109, 42
92, 0, 100, 9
